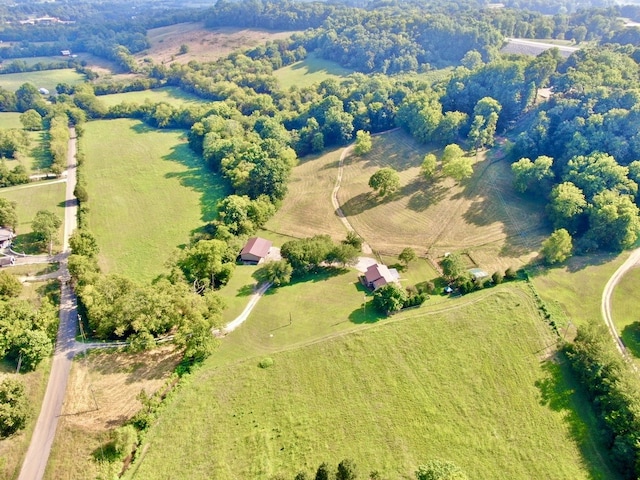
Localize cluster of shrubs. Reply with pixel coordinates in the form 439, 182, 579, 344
451, 266, 518, 295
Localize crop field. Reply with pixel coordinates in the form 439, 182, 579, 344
0, 69, 85, 92
129, 287, 614, 480
82, 119, 229, 283
0, 180, 66, 253
97, 87, 206, 108
44, 347, 182, 480
139, 22, 296, 65
611, 265, 640, 363
274, 52, 356, 90
264, 148, 347, 242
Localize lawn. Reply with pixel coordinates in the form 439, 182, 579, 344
274, 52, 355, 90
0, 112, 22, 129
129, 287, 615, 480
0, 180, 66, 254
0, 113, 50, 176
0, 69, 85, 92
97, 87, 206, 108
81, 119, 229, 283
611, 264, 640, 363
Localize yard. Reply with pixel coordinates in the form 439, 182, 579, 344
96, 87, 206, 108
81, 119, 229, 283
273, 52, 356, 90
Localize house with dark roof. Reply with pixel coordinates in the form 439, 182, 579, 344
240, 237, 272, 264
363, 263, 400, 290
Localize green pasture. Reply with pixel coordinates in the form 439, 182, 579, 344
97, 87, 206, 108
0, 180, 66, 253
82, 119, 229, 283
131, 287, 615, 480
0, 56, 68, 67
0, 112, 22, 129
0, 69, 85, 92
611, 265, 640, 363
274, 53, 355, 90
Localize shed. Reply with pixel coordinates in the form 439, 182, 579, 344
363, 263, 400, 290
60, 49, 71, 56
0, 227, 14, 248
468, 268, 489, 281
240, 237, 272, 264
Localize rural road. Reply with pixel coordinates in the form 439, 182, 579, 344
600, 248, 640, 364
221, 281, 273, 334
18, 127, 79, 480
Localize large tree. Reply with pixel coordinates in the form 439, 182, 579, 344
373, 283, 407, 313
0, 198, 17, 230
415, 460, 468, 480
368, 167, 400, 197
541, 228, 573, 264
0, 378, 29, 438
31, 210, 62, 255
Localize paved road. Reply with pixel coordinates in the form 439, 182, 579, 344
18, 127, 78, 480
601, 248, 640, 365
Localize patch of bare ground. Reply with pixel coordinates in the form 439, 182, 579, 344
138, 22, 297, 65
43, 346, 181, 480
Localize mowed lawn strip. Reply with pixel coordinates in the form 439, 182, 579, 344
97, 87, 206, 108
611, 264, 640, 364
274, 52, 355, 90
131, 288, 613, 480
82, 119, 228, 283
0, 69, 85, 92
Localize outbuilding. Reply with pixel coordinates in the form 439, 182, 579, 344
363, 263, 400, 290
240, 237, 272, 264
0, 227, 14, 248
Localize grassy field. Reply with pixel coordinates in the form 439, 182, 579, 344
44, 347, 182, 480
0, 112, 22, 129
0, 113, 49, 175
97, 87, 206, 108
611, 265, 640, 362
129, 287, 615, 480
82, 119, 229, 283
0, 180, 66, 253
274, 52, 356, 90
139, 22, 296, 65
0, 69, 85, 92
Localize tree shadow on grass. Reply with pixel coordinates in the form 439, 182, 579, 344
29, 131, 52, 171
339, 192, 377, 216
162, 142, 231, 224
11, 232, 44, 255
406, 179, 447, 212
349, 301, 385, 324
535, 355, 617, 478
621, 321, 640, 359
236, 283, 255, 297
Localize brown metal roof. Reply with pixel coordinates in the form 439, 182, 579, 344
240, 237, 272, 258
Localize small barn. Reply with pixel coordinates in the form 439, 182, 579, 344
363, 263, 400, 290
240, 237, 272, 264
468, 268, 489, 281
0, 227, 14, 248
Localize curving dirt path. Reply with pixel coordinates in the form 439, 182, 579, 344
601, 248, 640, 366
18, 128, 79, 480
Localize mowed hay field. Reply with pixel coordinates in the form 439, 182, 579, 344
611, 265, 640, 364
139, 22, 296, 65
82, 119, 228, 283
0, 69, 85, 92
274, 52, 356, 90
337, 130, 548, 272
97, 87, 206, 108
129, 288, 614, 480
45, 347, 182, 480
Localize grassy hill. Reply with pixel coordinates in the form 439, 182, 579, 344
0, 69, 85, 92
274, 52, 355, 90
96, 87, 206, 108
128, 287, 614, 480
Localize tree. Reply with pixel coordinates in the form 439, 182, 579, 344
461, 50, 483, 70
511, 156, 554, 194
31, 210, 62, 255
343, 231, 363, 250
587, 190, 640, 251
336, 459, 358, 480
541, 229, 573, 264
0, 271, 21, 299
19, 109, 42, 131
179, 44, 190, 55
416, 460, 468, 480
368, 167, 400, 197
354, 130, 372, 155
421, 153, 437, 179
69, 230, 99, 258
491, 271, 504, 284
0, 198, 17, 230
440, 253, 465, 280
548, 182, 587, 233
398, 247, 416, 267
0, 377, 29, 438
441, 144, 464, 165
177, 239, 236, 289
373, 283, 407, 313
254, 260, 292, 286
442, 157, 473, 182
110, 425, 138, 460
315, 462, 331, 480
17, 329, 52, 371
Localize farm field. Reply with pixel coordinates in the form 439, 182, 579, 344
611, 265, 640, 363
139, 22, 296, 65
0, 180, 66, 253
44, 347, 182, 480
97, 87, 206, 108
281, 129, 547, 274
130, 287, 614, 480
81, 119, 229, 283
0, 69, 85, 92
274, 52, 356, 90
264, 147, 346, 242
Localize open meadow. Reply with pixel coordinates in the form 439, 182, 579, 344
129, 286, 615, 480
611, 265, 640, 363
96, 87, 206, 108
0, 69, 85, 92
81, 119, 229, 283
139, 22, 296, 65
274, 52, 356, 90
0, 113, 49, 175
44, 347, 182, 480
0, 180, 66, 253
